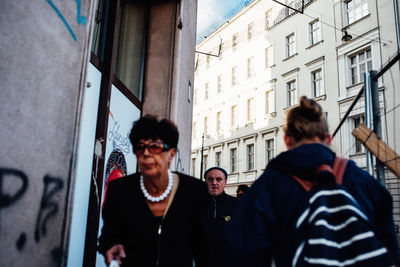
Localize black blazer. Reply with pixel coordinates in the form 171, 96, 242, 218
98, 172, 208, 267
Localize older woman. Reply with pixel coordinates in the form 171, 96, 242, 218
222, 96, 400, 267
98, 115, 207, 267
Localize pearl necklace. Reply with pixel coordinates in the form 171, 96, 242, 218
140, 170, 173, 202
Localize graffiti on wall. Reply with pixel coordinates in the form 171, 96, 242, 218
46, 0, 86, 41
0, 168, 64, 262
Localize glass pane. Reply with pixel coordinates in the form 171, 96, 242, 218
367, 61, 372, 71
91, 0, 108, 61
351, 56, 356, 65
359, 52, 365, 61
114, 0, 148, 101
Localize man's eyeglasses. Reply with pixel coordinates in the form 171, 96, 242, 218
134, 142, 170, 155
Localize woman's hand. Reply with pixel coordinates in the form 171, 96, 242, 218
105, 244, 126, 266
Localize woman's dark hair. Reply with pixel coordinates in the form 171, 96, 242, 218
129, 115, 179, 148
284, 96, 329, 142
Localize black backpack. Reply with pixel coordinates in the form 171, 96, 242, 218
291, 157, 395, 266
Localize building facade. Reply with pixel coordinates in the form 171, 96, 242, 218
0, 0, 198, 266
191, 0, 400, 236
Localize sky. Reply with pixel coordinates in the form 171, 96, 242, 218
196, 0, 254, 44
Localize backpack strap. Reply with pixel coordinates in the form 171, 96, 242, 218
332, 157, 348, 185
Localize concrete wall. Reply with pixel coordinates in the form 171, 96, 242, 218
0, 1, 94, 266
143, 0, 197, 174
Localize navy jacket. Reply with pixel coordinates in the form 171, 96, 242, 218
203, 192, 237, 267
222, 143, 400, 267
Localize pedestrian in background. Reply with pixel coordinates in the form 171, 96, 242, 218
236, 184, 249, 199
203, 166, 237, 267
222, 96, 400, 267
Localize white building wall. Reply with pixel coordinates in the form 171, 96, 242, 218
192, 0, 400, 215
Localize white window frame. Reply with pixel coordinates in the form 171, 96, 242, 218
216, 111, 222, 134
265, 9, 272, 30
286, 33, 296, 58
247, 98, 255, 122
231, 66, 237, 86
311, 68, 324, 98
265, 45, 275, 68
248, 21, 255, 40
265, 88, 275, 115
215, 151, 221, 167
348, 48, 372, 86
230, 147, 237, 173
350, 114, 366, 155
191, 158, 196, 176
247, 57, 255, 78
231, 105, 237, 128
232, 33, 238, 50
246, 143, 255, 171
203, 154, 208, 173
287, 79, 297, 106
204, 82, 209, 99
309, 19, 321, 45
217, 75, 222, 93
345, 0, 368, 25
265, 138, 275, 165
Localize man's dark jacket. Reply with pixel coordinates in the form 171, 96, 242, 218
203, 191, 237, 267
98, 172, 208, 267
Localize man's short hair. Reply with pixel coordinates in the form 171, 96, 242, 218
204, 167, 228, 180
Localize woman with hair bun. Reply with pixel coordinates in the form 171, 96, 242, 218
222, 96, 400, 267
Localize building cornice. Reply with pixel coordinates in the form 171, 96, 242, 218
281, 67, 300, 77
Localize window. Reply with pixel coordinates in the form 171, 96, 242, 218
352, 115, 365, 154
231, 105, 237, 127
231, 66, 237, 86
265, 9, 272, 30
248, 21, 254, 40
349, 48, 372, 85
247, 57, 254, 78
265, 139, 274, 165
113, 0, 148, 100
191, 158, 196, 176
204, 117, 208, 135
286, 33, 296, 58
265, 89, 275, 114
215, 151, 221, 167
232, 33, 238, 49
287, 80, 297, 106
217, 75, 222, 93
203, 155, 208, 173
230, 148, 237, 173
247, 144, 255, 171
216, 111, 222, 133
265, 46, 274, 67
206, 55, 210, 69
346, 0, 368, 25
204, 82, 209, 99
247, 98, 255, 121
311, 69, 323, 97
310, 19, 321, 45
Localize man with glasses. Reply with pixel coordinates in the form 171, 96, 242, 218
98, 115, 208, 267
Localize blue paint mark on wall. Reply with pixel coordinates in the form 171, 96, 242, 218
76, 0, 86, 26
46, 0, 87, 42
